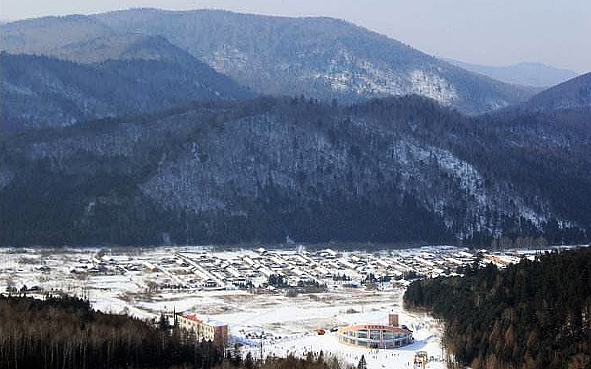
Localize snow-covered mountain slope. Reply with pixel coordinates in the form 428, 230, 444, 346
93, 9, 534, 114
1, 9, 535, 115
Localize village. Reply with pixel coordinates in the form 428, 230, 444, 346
1, 245, 484, 298
0, 245, 550, 369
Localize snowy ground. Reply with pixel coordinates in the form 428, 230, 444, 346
226, 289, 446, 369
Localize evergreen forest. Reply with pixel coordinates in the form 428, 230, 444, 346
403, 247, 591, 369
0, 294, 348, 369
2, 95, 589, 247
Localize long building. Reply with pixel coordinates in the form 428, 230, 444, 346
178, 313, 228, 348
337, 314, 413, 349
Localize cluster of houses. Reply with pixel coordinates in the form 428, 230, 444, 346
2, 246, 495, 299
62, 246, 479, 292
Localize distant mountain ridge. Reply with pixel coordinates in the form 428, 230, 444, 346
444, 59, 579, 88
1, 8, 536, 115
1, 14, 114, 55
524, 72, 591, 111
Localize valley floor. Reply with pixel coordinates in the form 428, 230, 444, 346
227, 289, 446, 369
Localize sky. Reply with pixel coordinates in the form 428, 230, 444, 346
2, 0, 590, 73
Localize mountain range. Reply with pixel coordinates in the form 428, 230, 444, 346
1, 9, 589, 247
2, 8, 537, 115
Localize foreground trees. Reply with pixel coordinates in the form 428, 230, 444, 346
0, 294, 224, 369
0, 294, 350, 369
404, 247, 591, 369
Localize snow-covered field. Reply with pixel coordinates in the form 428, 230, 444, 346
223, 289, 446, 369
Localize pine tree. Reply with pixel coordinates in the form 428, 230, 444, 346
357, 354, 367, 369
231, 343, 242, 367
244, 352, 254, 369
158, 312, 168, 331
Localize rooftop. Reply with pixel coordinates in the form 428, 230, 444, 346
181, 313, 227, 327
342, 324, 411, 333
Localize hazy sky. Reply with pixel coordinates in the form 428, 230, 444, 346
3, 0, 590, 73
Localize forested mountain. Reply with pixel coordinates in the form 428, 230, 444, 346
443, 59, 579, 88
1, 9, 536, 114
1, 14, 114, 55
2, 95, 589, 247
404, 247, 591, 369
47, 33, 209, 65
1, 52, 252, 130
0, 294, 345, 369
93, 9, 537, 114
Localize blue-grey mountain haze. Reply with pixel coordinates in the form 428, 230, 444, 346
443, 59, 579, 88
2, 0, 589, 74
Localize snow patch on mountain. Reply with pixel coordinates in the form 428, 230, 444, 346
1, 81, 36, 96
306, 50, 458, 106
390, 140, 486, 206
208, 46, 250, 73
388, 138, 551, 232
319, 60, 406, 96
410, 70, 457, 105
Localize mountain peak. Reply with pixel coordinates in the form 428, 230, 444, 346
50, 33, 202, 64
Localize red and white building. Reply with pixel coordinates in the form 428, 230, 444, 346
178, 313, 228, 348
337, 314, 413, 349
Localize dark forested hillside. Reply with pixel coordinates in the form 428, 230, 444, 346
0, 294, 348, 369
2, 95, 589, 247
1, 52, 252, 130
404, 247, 591, 369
